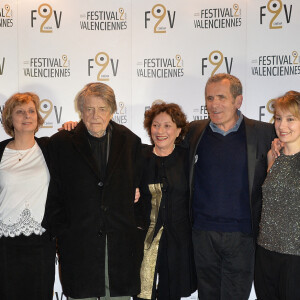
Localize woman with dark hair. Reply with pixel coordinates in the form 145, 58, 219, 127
135, 101, 196, 300
255, 91, 300, 300
0, 92, 56, 300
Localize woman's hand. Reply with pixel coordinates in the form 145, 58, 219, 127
134, 188, 140, 203
271, 138, 284, 158
58, 121, 78, 131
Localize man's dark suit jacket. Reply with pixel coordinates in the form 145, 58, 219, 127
42, 120, 144, 298
186, 116, 276, 240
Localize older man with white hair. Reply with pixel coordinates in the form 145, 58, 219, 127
43, 82, 144, 300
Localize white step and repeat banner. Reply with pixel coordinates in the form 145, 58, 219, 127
1, 0, 300, 299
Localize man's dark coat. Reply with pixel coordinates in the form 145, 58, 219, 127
42, 120, 144, 298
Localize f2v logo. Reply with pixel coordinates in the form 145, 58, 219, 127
54, 292, 66, 300
145, 4, 176, 33
31, 4, 62, 33
259, 98, 276, 123
39, 99, 62, 128
201, 51, 233, 76
260, 0, 292, 29
0, 58, 5, 76
1, 4, 11, 17
88, 52, 119, 81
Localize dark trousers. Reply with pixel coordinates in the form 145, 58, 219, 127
68, 238, 130, 300
0, 233, 56, 300
192, 230, 254, 300
254, 245, 300, 300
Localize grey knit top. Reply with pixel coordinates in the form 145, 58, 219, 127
258, 150, 300, 256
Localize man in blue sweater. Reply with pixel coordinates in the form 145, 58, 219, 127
186, 73, 276, 299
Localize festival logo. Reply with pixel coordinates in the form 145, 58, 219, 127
194, 3, 242, 29
39, 99, 63, 128
23, 55, 70, 78
31, 3, 62, 33
0, 57, 5, 75
53, 291, 67, 300
201, 50, 234, 76
137, 55, 184, 78
145, 4, 176, 33
88, 52, 119, 81
258, 98, 276, 123
260, 0, 293, 29
80, 8, 127, 31
112, 101, 128, 125
0, 3, 13, 27
192, 106, 209, 121
251, 50, 300, 76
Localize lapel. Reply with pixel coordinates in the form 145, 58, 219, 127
105, 121, 126, 183
188, 119, 209, 191
189, 120, 209, 168
35, 137, 50, 167
71, 120, 100, 179
244, 116, 257, 200
0, 138, 13, 162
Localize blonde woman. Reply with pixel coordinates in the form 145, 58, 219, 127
0, 92, 56, 300
255, 91, 300, 300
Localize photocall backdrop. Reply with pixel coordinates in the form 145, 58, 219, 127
1, 0, 299, 299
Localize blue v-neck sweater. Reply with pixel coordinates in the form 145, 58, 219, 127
193, 121, 252, 233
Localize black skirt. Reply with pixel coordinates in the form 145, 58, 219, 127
0, 232, 56, 300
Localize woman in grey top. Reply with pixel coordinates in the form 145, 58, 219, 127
255, 91, 300, 300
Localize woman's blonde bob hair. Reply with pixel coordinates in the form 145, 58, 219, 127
271, 90, 300, 119
2, 92, 44, 137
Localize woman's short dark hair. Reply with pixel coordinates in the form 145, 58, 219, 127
144, 101, 188, 144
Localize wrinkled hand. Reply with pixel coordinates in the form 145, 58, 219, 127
57, 121, 78, 131
134, 188, 140, 203
271, 138, 284, 158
